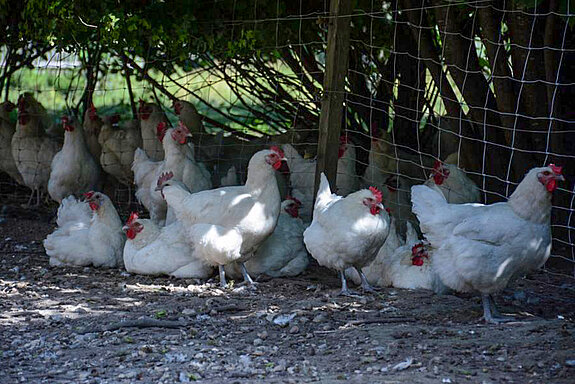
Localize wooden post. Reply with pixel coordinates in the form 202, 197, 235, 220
314, 0, 353, 199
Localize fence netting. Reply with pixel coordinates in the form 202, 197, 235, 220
0, 0, 573, 276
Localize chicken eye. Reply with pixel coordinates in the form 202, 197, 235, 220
543, 171, 551, 176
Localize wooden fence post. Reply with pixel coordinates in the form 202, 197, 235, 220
314, 0, 353, 200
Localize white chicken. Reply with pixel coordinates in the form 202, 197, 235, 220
220, 165, 239, 187
43, 191, 125, 268
98, 114, 142, 186
122, 212, 213, 278
303, 173, 390, 295
83, 101, 103, 161
133, 121, 212, 224
225, 197, 309, 279
282, 136, 359, 222
11, 93, 61, 205
47, 116, 100, 203
411, 164, 564, 323
423, 154, 481, 204
348, 219, 448, 293
155, 147, 286, 287
138, 100, 168, 161
0, 101, 23, 184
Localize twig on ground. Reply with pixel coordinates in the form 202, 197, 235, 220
342, 318, 416, 327
76, 318, 187, 334
210, 304, 243, 313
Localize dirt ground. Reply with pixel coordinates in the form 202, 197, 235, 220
1, 210, 574, 384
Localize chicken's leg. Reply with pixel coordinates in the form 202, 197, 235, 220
240, 262, 256, 286
488, 294, 516, 322
481, 293, 515, 324
218, 265, 227, 288
357, 268, 378, 292
338, 270, 358, 297
25, 189, 35, 207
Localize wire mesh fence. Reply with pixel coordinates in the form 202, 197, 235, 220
0, 0, 573, 275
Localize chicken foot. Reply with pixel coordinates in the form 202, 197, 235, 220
25, 189, 35, 207
239, 262, 257, 287
357, 268, 379, 293
338, 270, 359, 297
218, 265, 228, 288
481, 293, 516, 324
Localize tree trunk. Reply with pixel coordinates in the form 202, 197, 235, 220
430, 0, 510, 197
506, 2, 549, 175
399, 0, 480, 174
393, 19, 425, 151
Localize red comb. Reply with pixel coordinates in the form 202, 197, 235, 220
83, 191, 95, 199
270, 146, 285, 158
61, 115, 69, 124
157, 171, 174, 187
369, 186, 383, 204
138, 99, 145, 106
127, 212, 139, 225
411, 243, 424, 255
339, 135, 349, 145
548, 164, 563, 175
286, 195, 302, 206
433, 160, 442, 171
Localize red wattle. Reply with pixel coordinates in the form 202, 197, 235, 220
412, 256, 424, 266
433, 173, 445, 185
546, 179, 557, 192
370, 205, 381, 215
126, 228, 136, 240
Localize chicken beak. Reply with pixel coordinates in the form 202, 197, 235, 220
154, 185, 163, 192
377, 203, 384, 211
121, 225, 129, 232
556, 175, 565, 182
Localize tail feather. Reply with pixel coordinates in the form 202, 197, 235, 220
314, 172, 334, 211
56, 196, 91, 227
411, 184, 449, 244
404, 221, 419, 246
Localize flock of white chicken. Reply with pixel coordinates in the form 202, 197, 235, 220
0, 94, 565, 324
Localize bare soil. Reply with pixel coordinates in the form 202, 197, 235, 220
1, 211, 574, 384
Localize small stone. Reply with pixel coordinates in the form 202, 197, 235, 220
253, 338, 263, 346
273, 364, 286, 372
565, 360, 575, 367
182, 308, 196, 315
179, 372, 190, 382
257, 331, 268, 340
313, 314, 326, 323
289, 326, 299, 334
